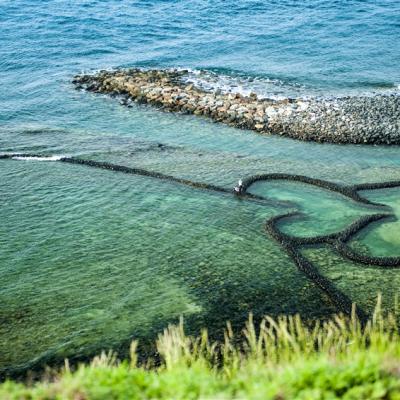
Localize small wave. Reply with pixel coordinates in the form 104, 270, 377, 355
76, 66, 400, 102
177, 69, 306, 100
1, 125, 69, 136
11, 155, 65, 161
179, 69, 400, 100
18, 128, 67, 135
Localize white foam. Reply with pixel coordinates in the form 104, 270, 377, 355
177, 69, 308, 100
12, 155, 65, 161
177, 69, 400, 100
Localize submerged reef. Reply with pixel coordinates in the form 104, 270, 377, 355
3, 153, 400, 322
73, 69, 400, 144
2, 152, 400, 376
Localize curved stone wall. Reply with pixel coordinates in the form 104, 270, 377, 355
3, 153, 400, 321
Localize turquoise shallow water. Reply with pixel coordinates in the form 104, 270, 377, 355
1, 0, 400, 374
349, 188, 400, 257
1, 160, 335, 371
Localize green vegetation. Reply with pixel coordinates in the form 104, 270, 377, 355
2, 297, 400, 399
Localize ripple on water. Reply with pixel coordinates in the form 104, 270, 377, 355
303, 245, 400, 314
349, 187, 400, 258
0, 160, 336, 373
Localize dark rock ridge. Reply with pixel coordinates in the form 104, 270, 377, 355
73, 68, 400, 145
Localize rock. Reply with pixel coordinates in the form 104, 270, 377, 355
72, 68, 400, 145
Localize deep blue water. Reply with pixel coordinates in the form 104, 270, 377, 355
1, 0, 400, 373
1, 0, 400, 127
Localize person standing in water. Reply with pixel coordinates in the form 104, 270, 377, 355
234, 179, 244, 195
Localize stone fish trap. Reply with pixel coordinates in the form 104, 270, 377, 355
2, 153, 400, 324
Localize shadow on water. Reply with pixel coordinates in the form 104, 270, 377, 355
1, 154, 400, 379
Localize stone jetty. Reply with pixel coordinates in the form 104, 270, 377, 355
73, 69, 400, 145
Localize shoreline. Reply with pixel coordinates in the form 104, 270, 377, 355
73, 68, 400, 145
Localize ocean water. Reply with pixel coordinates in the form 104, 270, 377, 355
1, 0, 400, 375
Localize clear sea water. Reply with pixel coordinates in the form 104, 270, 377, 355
1, 0, 400, 374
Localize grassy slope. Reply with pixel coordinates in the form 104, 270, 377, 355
2, 299, 400, 400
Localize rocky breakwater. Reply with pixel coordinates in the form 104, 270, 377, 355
73, 69, 400, 144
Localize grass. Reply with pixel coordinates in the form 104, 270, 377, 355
2, 296, 400, 399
